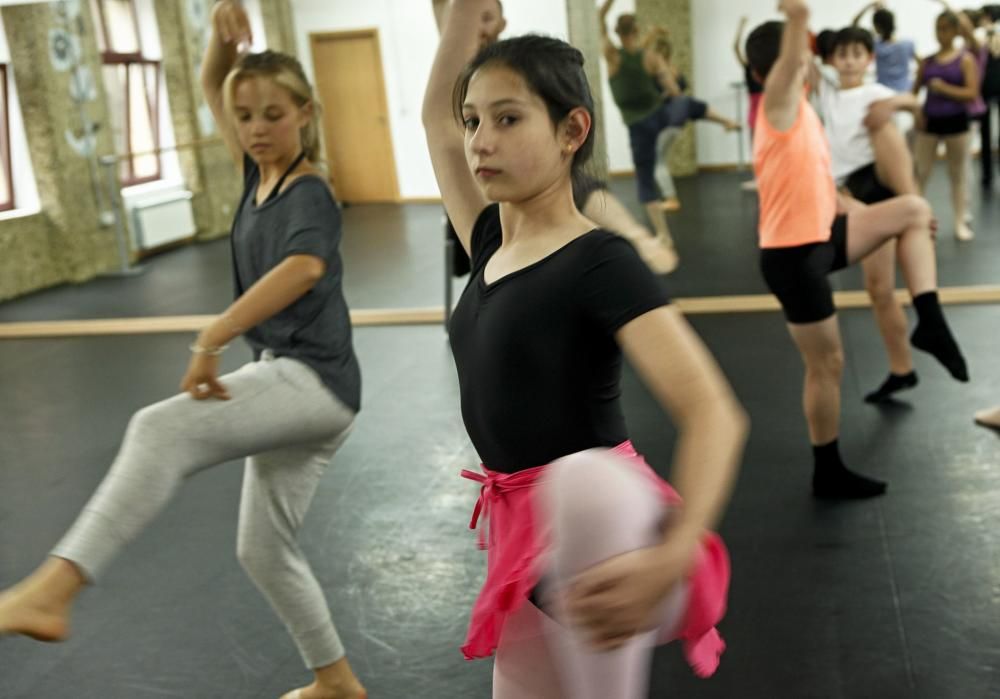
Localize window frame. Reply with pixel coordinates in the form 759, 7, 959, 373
0, 64, 13, 212
94, 0, 163, 186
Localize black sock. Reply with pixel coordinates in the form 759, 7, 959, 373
910, 292, 969, 382
864, 371, 919, 403
812, 439, 887, 499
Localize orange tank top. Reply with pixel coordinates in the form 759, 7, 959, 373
753, 97, 837, 249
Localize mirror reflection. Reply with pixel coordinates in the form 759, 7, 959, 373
0, 0, 995, 327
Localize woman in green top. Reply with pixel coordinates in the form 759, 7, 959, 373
599, 0, 739, 227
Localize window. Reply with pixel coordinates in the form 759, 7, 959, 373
92, 0, 161, 185
0, 64, 12, 211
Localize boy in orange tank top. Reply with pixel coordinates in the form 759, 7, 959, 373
746, 0, 968, 500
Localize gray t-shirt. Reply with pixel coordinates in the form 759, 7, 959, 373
231, 156, 361, 412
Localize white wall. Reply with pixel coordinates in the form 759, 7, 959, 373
692, 0, 945, 166
291, 0, 569, 199
288, 0, 948, 196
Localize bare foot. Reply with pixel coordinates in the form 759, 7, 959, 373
279, 683, 366, 699
655, 197, 681, 212
974, 406, 1000, 430
637, 237, 679, 274
0, 586, 71, 642
956, 222, 975, 241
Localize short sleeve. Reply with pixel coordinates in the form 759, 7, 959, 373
872, 84, 896, 100
578, 234, 671, 335
469, 204, 503, 274
282, 180, 340, 260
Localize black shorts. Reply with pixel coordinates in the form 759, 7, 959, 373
923, 113, 970, 136
759, 216, 849, 325
844, 163, 896, 205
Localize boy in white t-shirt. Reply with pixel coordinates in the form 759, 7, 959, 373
814, 26, 927, 403
817, 27, 921, 204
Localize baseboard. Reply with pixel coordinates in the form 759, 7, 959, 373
609, 164, 747, 178
398, 196, 443, 204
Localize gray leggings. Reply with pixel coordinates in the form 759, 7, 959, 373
52, 352, 356, 669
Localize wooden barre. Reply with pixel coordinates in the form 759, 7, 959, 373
102, 138, 225, 164
1, 287, 998, 340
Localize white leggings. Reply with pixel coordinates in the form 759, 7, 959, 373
51, 353, 356, 669
492, 449, 689, 699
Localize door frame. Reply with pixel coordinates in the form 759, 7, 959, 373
309, 28, 400, 203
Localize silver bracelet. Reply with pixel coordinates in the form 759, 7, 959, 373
189, 341, 229, 356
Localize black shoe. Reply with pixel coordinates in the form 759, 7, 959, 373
864, 371, 919, 404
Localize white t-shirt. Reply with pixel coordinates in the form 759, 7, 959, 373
816, 73, 896, 183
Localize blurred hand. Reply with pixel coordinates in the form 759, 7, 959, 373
561, 537, 696, 651
778, 0, 810, 18
865, 98, 896, 130
211, 0, 253, 46
180, 353, 231, 401
928, 77, 948, 93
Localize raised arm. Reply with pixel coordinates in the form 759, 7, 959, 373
432, 0, 448, 33
200, 0, 252, 170
934, 0, 982, 51
599, 0, 620, 69
422, 0, 491, 254
641, 25, 669, 50
763, 0, 812, 132
734, 16, 749, 67
646, 49, 683, 97
851, 1, 880, 27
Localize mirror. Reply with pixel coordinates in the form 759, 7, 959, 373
0, 0, 995, 331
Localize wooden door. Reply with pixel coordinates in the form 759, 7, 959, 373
310, 30, 399, 203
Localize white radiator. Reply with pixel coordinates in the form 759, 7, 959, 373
127, 190, 196, 251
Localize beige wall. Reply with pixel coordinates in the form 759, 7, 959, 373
154, 0, 242, 245
0, 2, 118, 302
0, 0, 297, 304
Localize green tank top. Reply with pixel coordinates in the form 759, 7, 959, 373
608, 49, 662, 126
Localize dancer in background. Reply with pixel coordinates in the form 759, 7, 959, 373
746, 0, 968, 500
599, 0, 738, 225
912, 7, 980, 240
0, 4, 366, 699
815, 26, 925, 403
